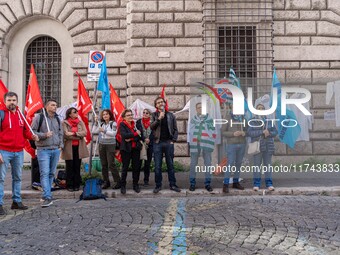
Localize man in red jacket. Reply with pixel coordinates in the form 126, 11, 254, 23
0, 92, 38, 215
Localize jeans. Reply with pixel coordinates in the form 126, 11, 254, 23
153, 141, 176, 188
223, 143, 246, 184
0, 150, 24, 205
189, 149, 212, 186
37, 149, 60, 200
253, 151, 273, 187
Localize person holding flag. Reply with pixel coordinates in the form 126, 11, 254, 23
93, 109, 121, 190
32, 99, 63, 208
61, 107, 89, 192
0, 92, 39, 215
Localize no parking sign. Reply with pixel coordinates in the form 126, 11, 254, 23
88, 50, 106, 73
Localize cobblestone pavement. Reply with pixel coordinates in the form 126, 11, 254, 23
0, 196, 339, 255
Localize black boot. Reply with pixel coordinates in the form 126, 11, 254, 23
102, 181, 110, 189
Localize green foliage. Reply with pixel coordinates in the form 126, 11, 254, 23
81, 170, 102, 185
297, 157, 326, 170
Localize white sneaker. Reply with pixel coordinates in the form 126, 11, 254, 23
253, 187, 259, 191
267, 186, 275, 191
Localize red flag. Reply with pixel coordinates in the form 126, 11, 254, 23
160, 84, 169, 111
25, 65, 44, 124
109, 83, 125, 162
76, 72, 92, 144
0, 80, 8, 109
24, 65, 44, 158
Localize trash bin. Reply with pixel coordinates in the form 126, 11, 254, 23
92, 157, 102, 172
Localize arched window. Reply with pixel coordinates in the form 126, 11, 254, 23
26, 36, 62, 103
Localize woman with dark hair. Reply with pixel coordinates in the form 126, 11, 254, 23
136, 108, 154, 186
93, 109, 120, 189
119, 109, 143, 194
61, 107, 89, 191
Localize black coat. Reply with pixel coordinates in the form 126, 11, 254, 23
119, 122, 143, 152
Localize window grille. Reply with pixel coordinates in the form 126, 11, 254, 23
203, 0, 273, 95
26, 36, 61, 103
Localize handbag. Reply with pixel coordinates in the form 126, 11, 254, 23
247, 119, 266, 155
140, 141, 148, 160
247, 140, 260, 155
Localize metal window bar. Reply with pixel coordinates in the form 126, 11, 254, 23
203, 0, 273, 97
26, 36, 62, 104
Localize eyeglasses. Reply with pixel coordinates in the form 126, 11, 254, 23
143, 112, 150, 114
72, 111, 78, 114
125, 114, 132, 117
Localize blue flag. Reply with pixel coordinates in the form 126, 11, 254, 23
272, 69, 301, 149
229, 67, 252, 120
97, 57, 110, 109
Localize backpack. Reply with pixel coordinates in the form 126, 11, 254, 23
78, 178, 107, 201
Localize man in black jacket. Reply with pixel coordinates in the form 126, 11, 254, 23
150, 97, 180, 193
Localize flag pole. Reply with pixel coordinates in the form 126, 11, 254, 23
42, 108, 50, 132
88, 79, 99, 176
18, 109, 35, 134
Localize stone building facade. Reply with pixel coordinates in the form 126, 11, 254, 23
0, 0, 339, 164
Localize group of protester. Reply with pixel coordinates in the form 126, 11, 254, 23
0, 93, 181, 214
0, 91, 278, 215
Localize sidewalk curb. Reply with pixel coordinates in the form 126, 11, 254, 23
4, 186, 340, 200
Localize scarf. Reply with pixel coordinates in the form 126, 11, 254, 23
123, 120, 137, 148
189, 114, 216, 153
67, 118, 80, 146
142, 117, 150, 130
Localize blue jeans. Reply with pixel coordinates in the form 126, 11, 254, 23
37, 149, 60, 200
253, 151, 273, 187
223, 144, 246, 184
153, 141, 176, 187
189, 149, 212, 186
0, 150, 24, 205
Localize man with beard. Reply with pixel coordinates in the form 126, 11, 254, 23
0, 92, 38, 215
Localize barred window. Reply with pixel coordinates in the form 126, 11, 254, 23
203, 0, 273, 93
219, 26, 257, 79
26, 36, 61, 103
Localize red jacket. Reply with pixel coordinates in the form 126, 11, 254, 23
0, 108, 33, 152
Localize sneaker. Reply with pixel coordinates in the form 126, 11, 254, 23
0, 205, 6, 216
120, 186, 126, 194
153, 186, 162, 194
205, 185, 213, 192
170, 185, 181, 192
143, 181, 149, 187
189, 185, 195, 191
67, 188, 74, 192
267, 186, 275, 191
133, 185, 141, 193
222, 184, 229, 193
41, 199, 53, 208
233, 183, 245, 190
11, 202, 28, 210
253, 187, 260, 192
73, 187, 80, 192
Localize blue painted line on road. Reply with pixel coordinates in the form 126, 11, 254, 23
172, 199, 187, 255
